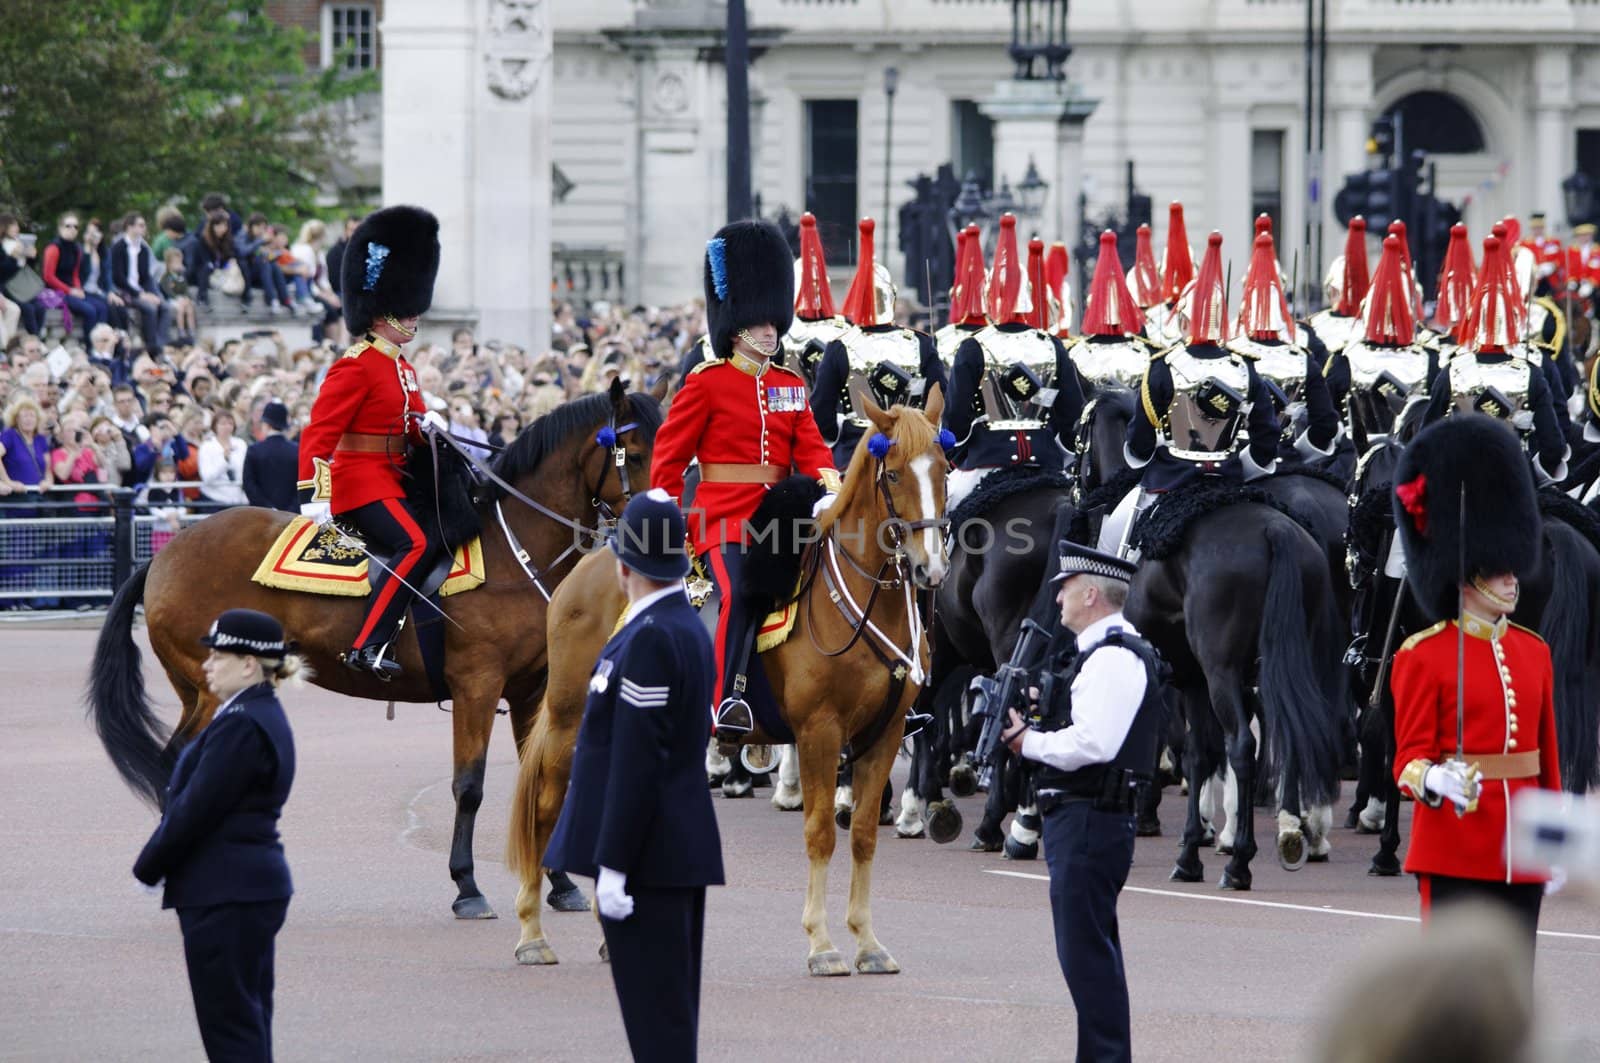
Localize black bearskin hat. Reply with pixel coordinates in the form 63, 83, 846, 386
341, 205, 441, 336
1392, 414, 1542, 621
704, 220, 794, 360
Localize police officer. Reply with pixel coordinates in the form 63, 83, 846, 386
544, 489, 725, 1063
132, 609, 302, 1062
1001, 540, 1162, 1063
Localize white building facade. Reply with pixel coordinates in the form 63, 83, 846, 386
550, 0, 1600, 311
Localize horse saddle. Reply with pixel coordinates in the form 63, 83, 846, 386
251, 517, 486, 599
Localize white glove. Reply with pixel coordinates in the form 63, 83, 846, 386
299, 500, 331, 525
595, 865, 634, 921
1424, 761, 1482, 812
812, 493, 838, 519
421, 409, 449, 433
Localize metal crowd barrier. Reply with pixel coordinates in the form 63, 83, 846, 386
0, 483, 228, 603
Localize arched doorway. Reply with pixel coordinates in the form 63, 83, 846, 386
1372, 76, 1508, 247
1380, 91, 1486, 155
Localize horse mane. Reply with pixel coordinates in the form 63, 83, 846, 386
817, 404, 938, 536
1091, 385, 1137, 421
490, 390, 663, 495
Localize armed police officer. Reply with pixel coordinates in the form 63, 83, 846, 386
1001, 540, 1163, 1063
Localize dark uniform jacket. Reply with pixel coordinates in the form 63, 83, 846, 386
133, 682, 296, 910
810, 323, 947, 467
243, 433, 300, 512
1422, 353, 1567, 479
944, 322, 1087, 470
545, 588, 725, 888
1128, 342, 1282, 492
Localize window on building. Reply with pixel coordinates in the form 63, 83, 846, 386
322, 3, 377, 71
951, 100, 994, 190
1251, 129, 1285, 232
805, 100, 859, 264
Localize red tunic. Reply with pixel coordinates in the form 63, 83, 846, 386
1519, 235, 1566, 291
1391, 614, 1561, 884
297, 338, 426, 514
1567, 243, 1600, 290
650, 357, 837, 554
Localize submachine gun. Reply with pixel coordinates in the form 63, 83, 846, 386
970, 618, 1054, 791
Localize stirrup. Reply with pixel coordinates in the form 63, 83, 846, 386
344, 644, 401, 681
903, 710, 933, 740
714, 696, 753, 741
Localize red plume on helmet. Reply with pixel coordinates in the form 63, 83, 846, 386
1254, 214, 1273, 240
1128, 224, 1161, 307
1500, 215, 1522, 247
1361, 234, 1417, 345
1460, 235, 1520, 353
839, 217, 879, 327
1082, 230, 1142, 337
1025, 238, 1051, 330
1387, 220, 1423, 320
1161, 202, 1195, 303
1334, 217, 1371, 316
1430, 223, 1476, 338
949, 224, 988, 326
1239, 231, 1296, 343
1186, 232, 1229, 346
985, 214, 1030, 324
794, 212, 836, 321
1046, 242, 1072, 337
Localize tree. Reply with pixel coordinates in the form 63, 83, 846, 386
0, 0, 374, 226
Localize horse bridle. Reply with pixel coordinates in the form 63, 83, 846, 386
588, 411, 639, 524
873, 450, 951, 553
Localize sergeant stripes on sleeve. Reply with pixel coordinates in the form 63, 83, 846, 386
620, 677, 670, 709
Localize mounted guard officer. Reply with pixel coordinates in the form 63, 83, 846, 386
1422, 234, 1568, 486
1097, 230, 1282, 558
1324, 232, 1436, 450
1305, 216, 1371, 359
935, 224, 989, 364
943, 213, 1087, 503
1046, 239, 1077, 345
782, 212, 849, 389
1147, 201, 1195, 341
1390, 415, 1561, 947
1229, 226, 1343, 468
1066, 230, 1159, 392
810, 217, 946, 469
649, 219, 840, 739
1126, 222, 1163, 316
1429, 222, 1478, 368
295, 205, 445, 680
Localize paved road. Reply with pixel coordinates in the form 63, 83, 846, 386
5, 625, 1599, 1062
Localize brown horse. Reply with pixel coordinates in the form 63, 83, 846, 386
89, 387, 663, 919
506, 389, 948, 974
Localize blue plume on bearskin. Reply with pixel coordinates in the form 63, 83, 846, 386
704, 220, 794, 361
1392, 414, 1541, 621
405, 441, 483, 552
739, 474, 824, 619
341, 205, 440, 336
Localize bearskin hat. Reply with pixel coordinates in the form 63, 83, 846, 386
1392, 415, 1542, 621
341, 205, 440, 336
704, 219, 794, 360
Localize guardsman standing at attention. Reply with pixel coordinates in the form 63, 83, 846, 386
1002, 540, 1165, 1063
295, 205, 447, 680
1389, 415, 1561, 951
810, 217, 946, 469
650, 220, 840, 738
133, 609, 304, 1063
544, 490, 724, 1063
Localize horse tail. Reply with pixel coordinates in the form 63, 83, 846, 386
505, 700, 551, 885
1540, 522, 1599, 791
87, 563, 172, 808
1257, 522, 1344, 806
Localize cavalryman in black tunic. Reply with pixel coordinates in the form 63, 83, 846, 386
783, 211, 849, 389
935, 224, 990, 364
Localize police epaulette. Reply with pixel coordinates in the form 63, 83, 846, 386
1398, 620, 1449, 653
341, 342, 367, 359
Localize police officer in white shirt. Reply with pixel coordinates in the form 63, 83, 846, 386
1002, 540, 1164, 1063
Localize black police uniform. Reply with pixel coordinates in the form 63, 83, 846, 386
1025, 613, 1164, 1063
243, 433, 300, 512
133, 680, 295, 1063
809, 323, 947, 469
944, 323, 1087, 472
545, 585, 725, 1063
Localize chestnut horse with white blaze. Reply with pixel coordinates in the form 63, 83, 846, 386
506, 390, 948, 974
89, 388, 662, 919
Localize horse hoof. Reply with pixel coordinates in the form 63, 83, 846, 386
1219, 869, 1252, 891
546, 885, 590, 913
1308, 851, 1331, 864
834, 806, 852, 830
707, 771, 729, 789
896, 825, 925, 839
721, 777, 753, 799
1169, 862, 1204, 884
771, 789, 804, 811
1215, 843, 1234, 856
949, 763, 978, 798
926, 802, 963, 845
453, 895, 498, 920
1136, 818, 1162, 838
1002, 837, 1038, 861
807, 950, 851, 977
1342, 808, 1360, 830
1277, 830, 1307, 872
855, 948, 900, 975
878, 806, 896, 827
1368, 855, 1402, 877
969, 833, 1003, 853
515, 938, 559, 966
1199, 828, 1216, 847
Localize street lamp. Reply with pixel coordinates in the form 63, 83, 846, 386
1563, 170, 1595, 230
1009, 0, 1071, 82
1017, 157, 1049, 219
947, 172, 990, 250
884, 66, 899, 253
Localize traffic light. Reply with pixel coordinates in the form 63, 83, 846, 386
1334, 168, 1401, 231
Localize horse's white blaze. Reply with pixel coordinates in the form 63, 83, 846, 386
909, 453, 946, 583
